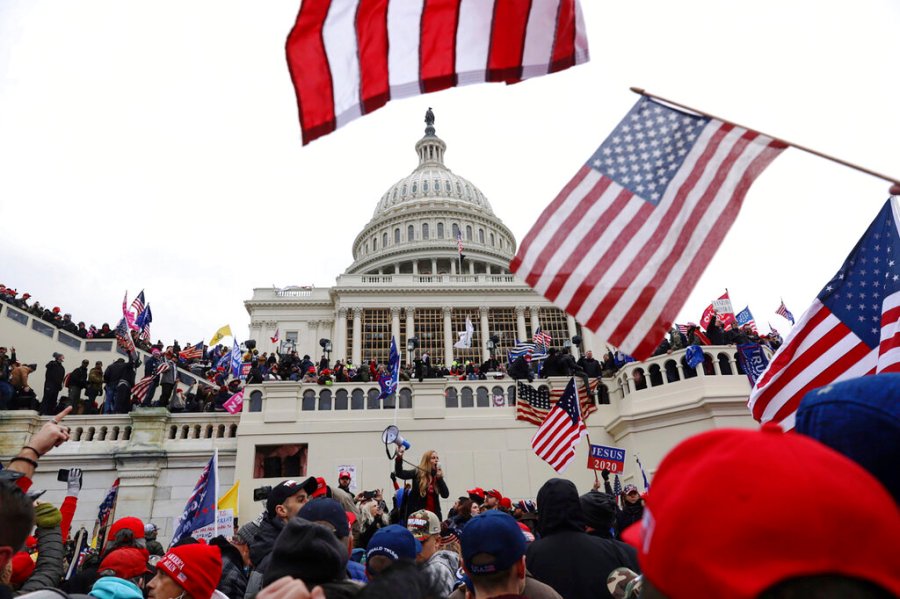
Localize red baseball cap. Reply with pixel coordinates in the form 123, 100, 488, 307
156, 543, 222, 599
339, 470, 351, 479
98, 547, 151, 579
485, 489, 503, 501
107, 517, 145, 541
622, 424, 900, 598
311, 476, 329, 498
10, 552, 35, 585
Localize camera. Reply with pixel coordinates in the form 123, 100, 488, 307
253, 485, 272, 502
363, 490, 376, 500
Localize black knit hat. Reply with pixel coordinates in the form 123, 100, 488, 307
579, 490, 617, 531
262, 518, 348, 588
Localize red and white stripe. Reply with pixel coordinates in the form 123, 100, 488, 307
748, 300, 878, 430
511, 121, 784, 361
531, 397, 586, 473
286, 0, 590, 145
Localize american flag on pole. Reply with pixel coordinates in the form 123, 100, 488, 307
776, 300, 795, 325
735, 305, 758, 333
92, 478, 120, 548
533, 327, 552, 349
516, 379, 596, 426
136, 305, 152, 343
456, 231, 464, 255
531, 378, 587, 472
510, 97, 785, 361
286, 0, 589, 145
115, 318, 135, 354
749, 198, 900, 429
179, 342, 204, 361
130, 290, 145, 317
131, 363, 170, 404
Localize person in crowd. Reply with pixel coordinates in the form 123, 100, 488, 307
579, 490, 638, 567
141, 349, 162, 408
247, 478, 319, 579
526, 479, 639, 599
616, 485, 643, 540
85, 361, 104, 414
144, 523, 164, 556
210, 534, 249, 599
102, 358, 124, 415
157, 351, 177, 408
576, 350, 602, 379
92, 546, 150, 599
0, 347, 16, 411
114, 354, 141, 414
41, 352, 65, 415
148, 542, 223, 599
450, 498, 475, 530
620, 425, 900, 598
357, 490, 391, 549
394, 447, 449, 524
508, 354, 534, 383
365, 525, 421, 579
9, 501, 65, 595
483, 490, 502, 512
704, 315, 726, 345
66, 359, 90, 414
407, 509, 459, 597
459, 511, 529, 599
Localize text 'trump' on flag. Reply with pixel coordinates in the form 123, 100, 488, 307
510, 96, 786, 361
749, 197, 900, 430
285, 0, 589, 145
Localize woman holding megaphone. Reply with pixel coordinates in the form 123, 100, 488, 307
394, 446, 449, 524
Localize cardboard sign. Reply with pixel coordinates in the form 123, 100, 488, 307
337, 464, 357, 493
192, 509, 234, 541
586, 444, 626, 473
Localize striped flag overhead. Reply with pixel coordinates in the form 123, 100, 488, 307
749, 198, 900, 430
511, 97, 785, 360
285, 0, 590, 145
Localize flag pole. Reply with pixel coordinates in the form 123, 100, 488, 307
630, 87, 900, 186
585, 433, 600, 485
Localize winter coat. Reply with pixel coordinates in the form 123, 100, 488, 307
70, 365, 88, 388
212, 538, 249, 599
16, 523, 64, 595
159, 358, 176, 384
45, 361, 65, 390
508, 357, 533, 381
424, 550, 460, 597
87, 367, 104, 393
448, 573, 563, 599
248, 515, 284, 569
526, 479, 639, 599
577, 356, 602, 377
615, 501, 644, 540
394, 458, 449, 522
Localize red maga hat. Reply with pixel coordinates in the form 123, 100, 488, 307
622, 424, 900, 598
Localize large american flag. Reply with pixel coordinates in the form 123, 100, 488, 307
531, 378, 587, 472
179, 342, 204, 361
516, 379, 597, 426
286, 0, 589, 145
131, 363, 170, 403
511, 97, 785, 361
115, 318, 135, 354
750, 198, 900, 429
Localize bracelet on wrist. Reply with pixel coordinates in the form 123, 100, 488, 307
10, 456, 38, 469
21, 446, 41, 458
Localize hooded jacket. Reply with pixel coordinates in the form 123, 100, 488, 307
526, 479, 639, 599
89, 576, 144, 599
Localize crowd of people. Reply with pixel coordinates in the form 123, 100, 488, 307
1, 372, 898, 599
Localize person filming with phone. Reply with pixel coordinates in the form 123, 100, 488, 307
394, 447, 449, 525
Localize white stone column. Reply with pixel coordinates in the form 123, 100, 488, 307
450, 259, 457, 275
443, 306, 454, 365
322, 320, 334, 361
336, 308, 348, 363
352, 308, 363, 366
515, 306, 527, 342
412, 261, 418, 275
307, 321, 319, 358
391, 307, 401, 346
431, 258, 437, 274
566, 314, 580, 360
469, 261, 475, 275
479, 306, 490, 362
529, 306, 541, 337
405, 307, 415, 365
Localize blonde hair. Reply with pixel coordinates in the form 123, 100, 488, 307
417, 450, 436, 497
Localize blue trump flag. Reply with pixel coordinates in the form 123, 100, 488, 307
170, 452, 217, 547
378, 337, 400, 400
736, 342, 769, 386
231, 340, 242, 378
135, 305, 152, 329
685, 345, 705, 370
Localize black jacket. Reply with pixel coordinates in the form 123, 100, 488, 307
70, 365, 88, 388
249, 514, 285, 568
526, 479, 639, 599
212, 536, 249, 599
577, 356, 602, 377
45, 360, 65, 389
508, 356, 533, 381
394, 458, 449, 522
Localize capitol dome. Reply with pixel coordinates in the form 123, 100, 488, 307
347, 111, 516, 276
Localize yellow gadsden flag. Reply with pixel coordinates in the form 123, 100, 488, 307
218, 481, 239, 515
209, 324, 232, 346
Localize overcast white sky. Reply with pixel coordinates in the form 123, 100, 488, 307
1, 1, 898, 347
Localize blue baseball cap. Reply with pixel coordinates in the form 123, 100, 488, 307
797, 375, 900, 502
461, 511, 526, 575
366, 525, 421, 565
298, 498, 350, 538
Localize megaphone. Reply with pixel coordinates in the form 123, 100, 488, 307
381, 425, 411, 450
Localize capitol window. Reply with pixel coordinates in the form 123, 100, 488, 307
382, 232, 388, 248
423, 223, 429, 239
254, 444, 307, 478
452, 223, 460, 238
434, 179, 440, 193
445, 181, 451, 192
490, 232, 495, 246
394, 228, 400, 244
412, 182, 417, 193
438, 222, 444, 238
402, 184, 407, 195
456, 182, 461, 194
479, 228, 485, 244
423, 180, 429, 192
408, 224, 414, 241
466, 225, 472, 240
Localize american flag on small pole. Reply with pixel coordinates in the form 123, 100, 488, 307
131, 363, 170, 404
115, 318, 135, 354
130, 290, 145, 318
775, 299, 795, 325
179, 342, 203, 361
510, 94, 785, 361
533, 327, 552, 349
531, 378, 587, 473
